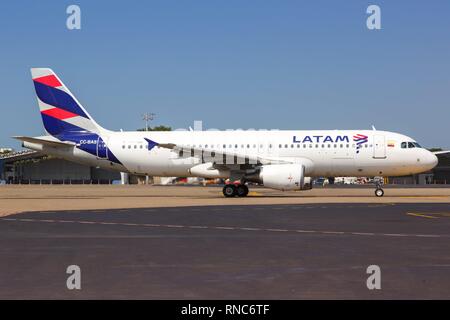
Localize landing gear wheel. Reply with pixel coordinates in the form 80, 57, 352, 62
236, 184, 249, 197
375, 188, 384, 197
223, 184, 237, 198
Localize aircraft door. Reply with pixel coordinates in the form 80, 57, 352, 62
97, 136, 108, 159
373, 135, 386, 159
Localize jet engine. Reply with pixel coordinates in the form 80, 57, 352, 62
257, 164, 312, 191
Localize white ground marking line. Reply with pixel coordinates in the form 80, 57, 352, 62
321, 231, 346, 235
2, 218, 449, 238
351, 232, 375, 236
265, 228, 289, 232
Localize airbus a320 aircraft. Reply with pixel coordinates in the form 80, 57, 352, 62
15, 68, 439, 197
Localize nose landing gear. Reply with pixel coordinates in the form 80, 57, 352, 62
374, 182, 384, 197
222, 184, 249, 197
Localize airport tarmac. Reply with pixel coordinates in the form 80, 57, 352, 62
1, 203, 450, 299
1, 185, 450, 217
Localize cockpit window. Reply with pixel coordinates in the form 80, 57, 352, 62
402, 141, 422, 149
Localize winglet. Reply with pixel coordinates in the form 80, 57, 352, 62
144, 138, 159, 151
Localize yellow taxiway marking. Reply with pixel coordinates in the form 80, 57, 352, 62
407, 212, 439, 219
248, 191, 262, 196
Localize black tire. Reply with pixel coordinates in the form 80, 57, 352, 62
223, 184, 237, 197
236, 184, 249, 197
375, 188, 384, 197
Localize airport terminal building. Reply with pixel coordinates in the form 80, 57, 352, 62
0, 150, 121, 184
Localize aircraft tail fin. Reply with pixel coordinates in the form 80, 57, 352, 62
30, 68, 105, 138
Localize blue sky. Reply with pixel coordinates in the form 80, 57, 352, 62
0, 0, 449, 149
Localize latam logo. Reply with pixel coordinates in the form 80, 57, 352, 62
353, 134, 368, 154
293, 135, 350, 144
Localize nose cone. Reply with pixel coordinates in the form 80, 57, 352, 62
425, 151, 439, 170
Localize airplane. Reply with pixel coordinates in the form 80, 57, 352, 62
14, 68, 440, 198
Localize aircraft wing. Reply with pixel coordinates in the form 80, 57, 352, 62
144, 138, 296, 165
433, 150, 450, 156
13, 136, 77, 148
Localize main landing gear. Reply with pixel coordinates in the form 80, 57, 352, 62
223, 184, 249, 198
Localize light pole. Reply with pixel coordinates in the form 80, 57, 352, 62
142, 113, 155, 185
142, 113, 155, 131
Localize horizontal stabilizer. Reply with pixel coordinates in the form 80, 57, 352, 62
13, 136, 77, 148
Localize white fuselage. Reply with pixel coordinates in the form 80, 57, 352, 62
33, 129, 438, 178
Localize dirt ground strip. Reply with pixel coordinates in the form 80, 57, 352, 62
1, 185, 450, 217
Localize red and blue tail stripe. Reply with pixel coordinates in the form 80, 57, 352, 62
33, 81, 89, 119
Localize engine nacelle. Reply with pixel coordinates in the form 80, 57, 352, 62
188, 163, 230, 178
259, 164, 312, 191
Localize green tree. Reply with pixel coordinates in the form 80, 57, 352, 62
137, 125, 172, 132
